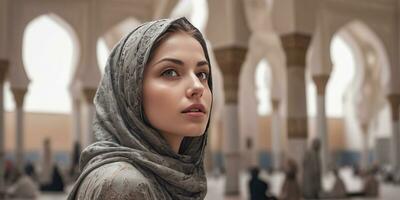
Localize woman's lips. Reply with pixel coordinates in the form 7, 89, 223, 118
182, 103, 206, 114
183, 111, 205, 117
182, 103, 207, 121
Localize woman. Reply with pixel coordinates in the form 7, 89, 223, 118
68, 17, 213, 200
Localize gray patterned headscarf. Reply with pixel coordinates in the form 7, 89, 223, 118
67, 17, 212, 200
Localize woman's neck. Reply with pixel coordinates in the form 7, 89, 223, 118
161, 133, 184, 154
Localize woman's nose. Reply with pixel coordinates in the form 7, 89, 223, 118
186, 74, 204, 98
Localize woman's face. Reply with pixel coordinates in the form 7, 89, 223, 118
143, 32, 212, 141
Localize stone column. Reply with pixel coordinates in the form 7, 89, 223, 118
360, 123, 370, 170
40, 138, 53, 184
214, 47, 246, 195
313, 74, 330, 174
72, 98, 82, 144
210, 118, 224, 175
82, 88, 97, 148
388, 94, 400, 175
0, 60, 8, 193
271, 99, 281, 170
280, 33, 311, 171
11, 88, 27, 171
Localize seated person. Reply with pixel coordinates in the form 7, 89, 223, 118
280, 159, 301, 200
6, 166, 39, 199
248, 167, 277, 200
347, 165, 380, 198
363, 166, 379, 197
40, 165, 64, 192
320, 169, 347, 199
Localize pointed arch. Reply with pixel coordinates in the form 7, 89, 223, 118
313, 19, 393, 160
97, 17, 141, 74
237, 33, 286, 169
20, 13, 79, 113
308, 19, 391, 120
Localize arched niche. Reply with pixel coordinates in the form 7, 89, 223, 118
16, 13, 80, 113
306, 19, 392, 166
336, 21, 389, 150
312, 4, 395, 93
238, 40, 286, 168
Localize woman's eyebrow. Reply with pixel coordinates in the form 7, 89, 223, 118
155, 58, 183, 66
197, 60, 209, 67
155, 57, 209, 67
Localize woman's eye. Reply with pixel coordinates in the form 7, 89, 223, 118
161, 69, 178, 77
197, 72, 209, 81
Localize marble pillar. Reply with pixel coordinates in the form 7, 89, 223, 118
280, 33, 311, 172
0, 60, 8, 193
210, 118, 224, 174
388, 94, 400, 174
214, 47, 246, 195
82, 88, 97, 148
11, 88, 27, 171
360, 123, 370, 170
40, 138, 53, 184
360, 123, 369, 170
271, 99, 282, 170
313, 74, 330, 174
72, 98, 82, 144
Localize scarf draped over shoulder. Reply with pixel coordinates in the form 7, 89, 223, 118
67, 17, 212, 200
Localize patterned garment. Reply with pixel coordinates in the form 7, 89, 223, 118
76, 162, 157, 199
67, 17, 213, 200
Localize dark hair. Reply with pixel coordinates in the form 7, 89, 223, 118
149, 19, 206, 60
250, 167, 260, 177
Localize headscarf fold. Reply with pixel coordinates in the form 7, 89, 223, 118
67, 17, 212, 200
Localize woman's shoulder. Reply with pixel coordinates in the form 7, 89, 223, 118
76, 161, 155, 200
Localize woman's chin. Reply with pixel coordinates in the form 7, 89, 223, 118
182, 129, 206, 137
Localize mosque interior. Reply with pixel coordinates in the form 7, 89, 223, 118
1, 0, 400, 199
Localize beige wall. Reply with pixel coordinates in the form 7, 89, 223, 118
258, 115, 346, 151
327, 118, 345, 150
1, 110, 350, 154
5, 111, 72, 153
258, 116, 272, 151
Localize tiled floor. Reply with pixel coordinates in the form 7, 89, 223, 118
204, 168, 400, 200
37, 168, 400, 200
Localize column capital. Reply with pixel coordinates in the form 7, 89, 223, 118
11, 88, 27, 107
287, 117, 308, 138
312, 74, 330, 95
0, 59, 9, 83
82, 88, 97, 104
388, 94, 400, 120
280, 33, 311, 67
213, 46, 247, 104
